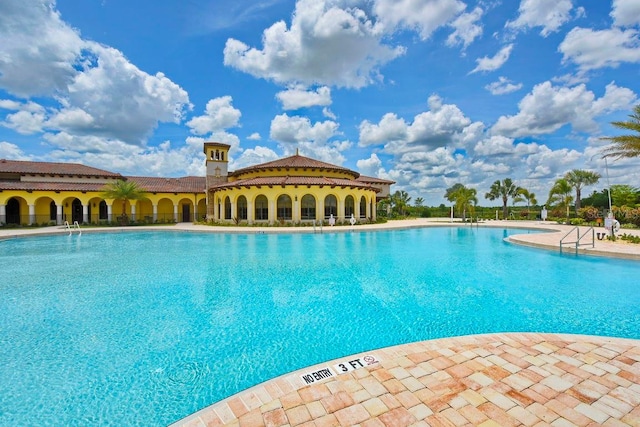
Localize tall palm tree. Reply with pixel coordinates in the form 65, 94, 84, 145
514, 188, 538, 209
564, 169, 600, 212
101, 179, 147, 225
600, 104, 640, 159
445, 183, 477, 221
547, 178, 574, 219
390, 190, 411, 216
485, 178, 521, 220
414, 197, 424, 207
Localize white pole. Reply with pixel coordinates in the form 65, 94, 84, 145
450, 205, 453, 222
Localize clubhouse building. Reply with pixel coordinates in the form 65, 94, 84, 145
0, 142, 393, 226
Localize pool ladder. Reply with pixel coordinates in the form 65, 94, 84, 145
64, 220, 82, 235
559, 226, 593, 254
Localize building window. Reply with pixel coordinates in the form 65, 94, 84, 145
99, 201, 108, 220
345, 195, 355, 217
49, 201, 56, 221
324, 194, 337, 218
237, 196, 248, 220
224, 196, 231, 220
277, 195, 292, 221
301, 194, 316, 220
360, 196, 366, 218
255, 195, 268, 220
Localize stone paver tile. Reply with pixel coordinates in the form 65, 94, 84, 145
379, 393, 402, 410
541, 375, 574, 392
506, 406, 541, 427
263, 408, 288, 427
441, 407, 471, 426
526, 402, 560, 424
306, 400, 327, 419
298, 384, 332, 403
388, 366, 411, 379
361, 397, 388, 417
395, 390, 421, 409
383, 378, 407, 394
334, 403, 370, 426
359, 376, 388, 397
321, 392, 354, 414
371, 368, 395, 383
459, 389, 487, 407
575, 402, 610, 424
504, 389, 535, 407
458, 404, 489, 425
408, 403, 433, 420
238, 408, 265, 426
425, 413, 457, 427
400, 376, 425, 392
228, 397, 250, 418
477, 402, 519, 427
545, 398, 592, 426
378, 407, 417, 427
285, 405, 312, 426
361, 418, 386, 427
468, 372, 493, 387
313, 413, 339, 427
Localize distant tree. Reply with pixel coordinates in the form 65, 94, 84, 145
547, 178, 574, 219
581, 190, 610, 210
390, 190, 411, 216
414, 197, 424, 207
600, 104, 640, 159
610, 184, 640, 207
563, 169, 600, 212
445, 183, 477, 221
513, 188, 538, 209
101, 180, 147, 225
485, 178, 521, 219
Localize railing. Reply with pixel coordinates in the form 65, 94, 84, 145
64, 220, 82, 235
559, 226, 594, 254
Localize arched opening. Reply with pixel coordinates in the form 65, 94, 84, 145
301, 194, 316, 220
224, 196, 231, 220
71, 198, 83, 224
49, 201, 57, 222
345, 195, 355, 217
6, 198, 21, 224
255, 195, 268, 220
99, 201, 108, 221
360, 196, 366, 218
324, 194, 337, 219
277, 195, 292, 221
237, 196, 248, 220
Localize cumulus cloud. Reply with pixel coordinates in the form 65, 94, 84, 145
611, 0, 640, 28
223, 0, 405, 89
276, 86, 332, 110
186, 96, 242, 135
359, 113, 408, 146
491, 81, 637, 137
485, 77, 523, 95
0, 1, 192, 147
356, 153, 384, 177
0, 141, 29, 159
505, 0, 574, 37
232, 145, 280, 170
373, 0, 466, 40
559, 27, 640, 71
446, 6, 484, 50
470, 44, 513, 73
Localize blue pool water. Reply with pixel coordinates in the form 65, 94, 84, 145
1, 227, 639, 426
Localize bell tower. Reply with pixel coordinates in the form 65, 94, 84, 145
204, 142, 230, 186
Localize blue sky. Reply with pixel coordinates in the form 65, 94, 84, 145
1, 0, 639, 205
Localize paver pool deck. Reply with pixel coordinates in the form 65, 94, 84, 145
2, 219, 639, 426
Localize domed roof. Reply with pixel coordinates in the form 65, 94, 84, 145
230, 153, 359, 179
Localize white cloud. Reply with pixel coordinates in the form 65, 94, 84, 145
186, 96, 241, 135
373, 0, 466, 40
358, 113, 408, 146
611, 0, 640, 28
491, 81, 637, 137
247, 132, 261, 140
0, 0, 83, 97
470, 44, 513, 73
505, 0, 574, 37
485, 77, 523, 95
559, 27, 640, 71
356, 153, 384, 177
276, 86, 332, 110
223, 0, 405, 89
0, 141, 29, 159
446, 7, 484, 50
2, 110, 46, 134
232, 145, 279, 170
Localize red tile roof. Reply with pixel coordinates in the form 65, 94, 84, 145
356, 175, 395, 184
127, 176, 206, 193
0, 159, 123, 178
231, 154, 358, 178
210, 175, 379, 192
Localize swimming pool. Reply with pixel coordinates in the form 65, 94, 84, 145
1, 227, 639, 426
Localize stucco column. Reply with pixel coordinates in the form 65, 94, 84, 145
82, 204, 89, 224
130, 204, 136, 222
152, 204, 158, 222
371, 199, 376, 221
230, 201, 235, 221
107, 203, 113, 222
29, 204, 35, 225
56, 204, 63, 225
269, 199, 275, 224
173, 203, 179, 222
0, 204, 5, 224
293, 197, 299, 222
247, 199, 254, 224
318, 198, 324, 221
337, 198, 344, 222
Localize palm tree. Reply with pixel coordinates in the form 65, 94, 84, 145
600, 104, 640, 159
547, 178, 574, 220
101, 179, 147, 225
445, 183, 477, 221
390, 190, 411, 216
414, 197, 424, 207
485, 178, 521, 220
513, 188, 537, 219
563, 169, 600, 212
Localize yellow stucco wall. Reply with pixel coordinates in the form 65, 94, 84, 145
1, 190, 206, 225
209, 185, 377, 224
